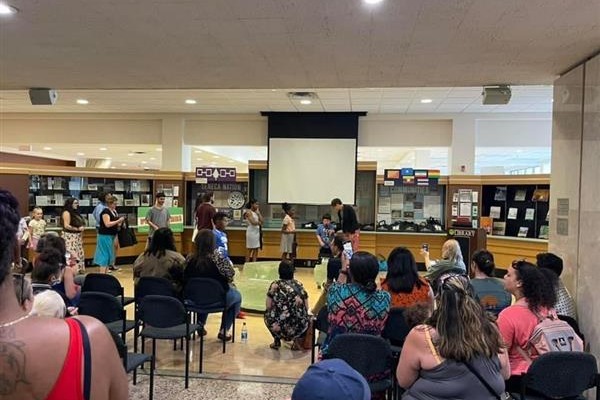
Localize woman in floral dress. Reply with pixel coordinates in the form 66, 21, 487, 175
264, 260, 310, 350
61, 197, 86, 273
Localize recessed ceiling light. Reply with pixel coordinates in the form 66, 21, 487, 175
76, 152, 85, 156
43, 146, 52, 151
149, 157, 156, 160
185, 99, 197, 105
105, 157, 112, 160
420, 99, 433, 104
155, 148, 162, 152
110, 166, 116, 169
121, 163, 127, 166
364, 0, 384, 4
300, 99, 312, 105
0, 4, 18, 15
99, 147, 107, 151
128, 153, 134, 156
76, 99, 89, 105
141, 161, 147, 164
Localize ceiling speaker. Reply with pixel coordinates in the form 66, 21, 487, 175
28, 88, 58, 105
482, 86, 511, 105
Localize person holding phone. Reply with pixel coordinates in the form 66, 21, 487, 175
420, 239, 466, 292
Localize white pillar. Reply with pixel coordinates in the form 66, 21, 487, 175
161, 117, 191, 172
450, 115, 476, 174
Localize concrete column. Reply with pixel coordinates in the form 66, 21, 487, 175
161, 117, 191, 172
450, 115, 476, 174
550, 54, 600, 366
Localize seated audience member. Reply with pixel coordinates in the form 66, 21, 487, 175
0, 189, 128, 400
397, 275, 510, 398
264, 260, 310, 350
311, 233, 344, 314
184, 229, 242, 341
31, 247, 79, 307
36, 232, 82, 294
133, 227, 185, 295
470, 249, 512, 316
321, 251, 391, 356
31, 289, 68, 318
213, 212, 233, 265
292, 358, 370, 400
316, 214, 335, 259
403, 302, 433, 329
536, 252, 577, 319
13, 273, 34, 313
381, 246, 434, 309
497, 260, 559, 392
420, 239, 466, 292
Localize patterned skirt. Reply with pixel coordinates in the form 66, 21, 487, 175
62, 231, 85, 272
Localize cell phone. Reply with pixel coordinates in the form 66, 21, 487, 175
421, 243, 429, 252
343, 241, 353, 260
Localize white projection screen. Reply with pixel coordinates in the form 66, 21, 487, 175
268, 138, 356, 204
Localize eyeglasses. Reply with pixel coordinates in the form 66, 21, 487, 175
12, 273, 25, 305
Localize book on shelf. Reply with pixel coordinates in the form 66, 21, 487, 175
490, 206, 502, 219
517, 226, 529, 238
494, 186, 507, 201
507, 207, 518, 220
532, 189, 550, 202
480, 217, 493, 235
514, 190, 527, 201
525, 208, 535, 220
492, 221, 506, 236
539, 225, 549, 239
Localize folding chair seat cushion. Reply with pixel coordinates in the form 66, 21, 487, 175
141, 323, 200, 340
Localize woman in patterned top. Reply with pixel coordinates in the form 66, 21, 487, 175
321, 251, 391, 356
381, 247, 434, 310
264, 260, 310, 350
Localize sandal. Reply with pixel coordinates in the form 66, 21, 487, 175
217, 332, 232, 342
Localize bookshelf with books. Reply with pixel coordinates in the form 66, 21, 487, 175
481, 183, 550, 239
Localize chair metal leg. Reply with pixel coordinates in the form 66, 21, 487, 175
149, 354, 155, 400
141, 335, 145, 355
199, 330, 204, 373
151, 339, 157, 394
133, 368, 137, 385
173, 339, 177, 351
231, 319, 235, 344
180, 337, 183, 350
185, 335, 190, 389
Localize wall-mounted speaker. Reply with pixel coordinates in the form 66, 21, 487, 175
28, 88, 58, 105
482, 86, 511, 105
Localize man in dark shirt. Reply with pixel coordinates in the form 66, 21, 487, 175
195, 192, 216, 230
331, 198, 360, 251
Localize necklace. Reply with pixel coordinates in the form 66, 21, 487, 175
0, 314, 31, 328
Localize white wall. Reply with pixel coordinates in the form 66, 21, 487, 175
476, 118, 552, 147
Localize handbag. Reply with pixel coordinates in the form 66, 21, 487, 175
117, 220, 137, 248
463, 361, 513, 400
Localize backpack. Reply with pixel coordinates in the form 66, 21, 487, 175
518, 312, 584, 361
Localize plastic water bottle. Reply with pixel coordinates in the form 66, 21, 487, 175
241, 322, 248, 343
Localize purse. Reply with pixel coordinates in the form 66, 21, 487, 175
117, 220, 138, 248
463, 361, 513, 400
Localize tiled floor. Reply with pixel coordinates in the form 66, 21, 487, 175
103, 264, 322, 382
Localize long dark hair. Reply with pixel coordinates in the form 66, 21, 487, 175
348, 251, 379, 292
144, 227, 176, 258
512, 260, 557, 312
386, 247, 422, 293
282, 202, 292, 215
188, 229, 216, 274
0, 190, 20, 283
61, 197, 83, 228
472, 249, 495, 277
32, 247, 63, 284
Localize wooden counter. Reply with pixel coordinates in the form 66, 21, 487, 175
486, 236, 548, 269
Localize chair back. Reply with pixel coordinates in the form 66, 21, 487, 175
109, 329, 128, 366
183, 278, 226, 313
135, 277, 176, 302
382, 307, 411, 347
78, 291, 123, 323
82, 273, 123, 297
139, 295, 186, 328
327, 333, 392, 382
314, 305, 330, 333
524, 351, 598, 398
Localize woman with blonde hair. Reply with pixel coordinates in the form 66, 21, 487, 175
397, 274, 510, 398
31, 290, 67, 318
421, 239, 466, 291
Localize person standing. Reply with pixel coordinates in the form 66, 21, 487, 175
195, 191, 216, 231
60, 198, 86, 274
330, 198, 360, 251
28, 207, 46, 252
94, 195, 125, 274
315, 213, 335, 259
281, 203, 296, 263
93, 190, 119, 271
145, 192, 170, 246
244, 199, 263, 262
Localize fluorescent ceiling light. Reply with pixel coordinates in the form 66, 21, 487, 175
43, 146, 52, 150
99, 147, 107, 151
141, 161, 147, 164
76, 99, 89, 105
185, 99, 197, 104
0, 4, 18, 15
121, 163, 127, 166
149, 157, 156, 160
420, 99, 433, 104
155, 148, 162, 152
364, 0, 384, 4
76, 152, 85, 156
300, 99, 312, 105
128, 153, 134, 156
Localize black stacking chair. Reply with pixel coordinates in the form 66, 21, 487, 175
78, 291, 136, 342
82, 273, 134, 307
111, 331, 154, 400
516, 351, 599, 400
311, 306, 330, 364
134, 277, 177, 352
138, 295, 200, 389
326, 333, 394, 398
382, 307, 411, 399
183, 278, 234, 373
